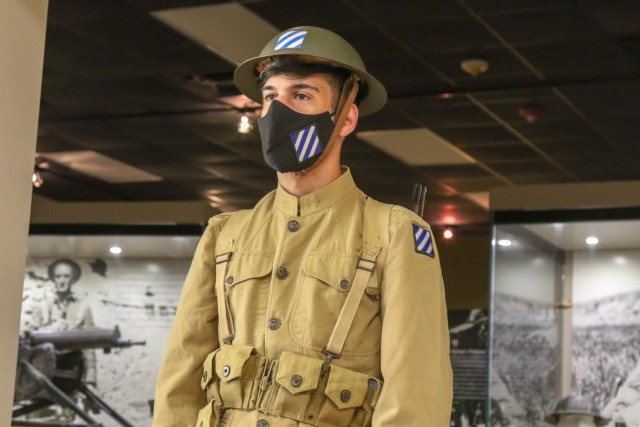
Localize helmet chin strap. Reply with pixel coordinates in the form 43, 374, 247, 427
302, 74, 360, 174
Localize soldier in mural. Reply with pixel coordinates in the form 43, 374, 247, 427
43, 259, 98, 387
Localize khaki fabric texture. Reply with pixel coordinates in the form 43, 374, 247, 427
153, 169, 453, 426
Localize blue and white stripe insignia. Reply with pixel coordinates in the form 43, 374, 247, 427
290, 124, 324, 163
274, 30, 308, 50
413, 224, 435, 258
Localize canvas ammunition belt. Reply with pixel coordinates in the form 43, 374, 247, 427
197, 346, 382, 427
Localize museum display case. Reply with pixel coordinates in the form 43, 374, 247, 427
489, 208, 640, 427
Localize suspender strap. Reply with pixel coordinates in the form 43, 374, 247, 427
324, 242, 380, 358
214, 241, 235, 344
323, 198, 391, 365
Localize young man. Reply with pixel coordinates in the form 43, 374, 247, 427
153, 26, 452, 427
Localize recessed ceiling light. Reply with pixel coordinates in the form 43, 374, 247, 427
110, 246, 122, 254
498, 239, 512, 247
443, 228, 454, 239
586, 236, 599, 245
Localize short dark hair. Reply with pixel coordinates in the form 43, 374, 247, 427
48, 258, 82, 285
257, 56, 353, 109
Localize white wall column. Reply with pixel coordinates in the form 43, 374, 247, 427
0, 0, 48, 423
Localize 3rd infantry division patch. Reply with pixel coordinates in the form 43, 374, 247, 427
412, 224, 435, 258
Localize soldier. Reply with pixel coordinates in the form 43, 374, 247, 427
153, 26, 452, 426
44, 259, 98, 387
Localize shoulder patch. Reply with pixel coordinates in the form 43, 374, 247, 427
412, 224, 435, 258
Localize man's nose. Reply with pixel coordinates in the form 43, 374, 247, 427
262, 98, 295, 118
278, 97, 296, 111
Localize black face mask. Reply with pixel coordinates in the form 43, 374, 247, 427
258, 100, 335, 172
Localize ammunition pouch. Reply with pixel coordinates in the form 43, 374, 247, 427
201, 345, 269, 410
197, 348, 382, 427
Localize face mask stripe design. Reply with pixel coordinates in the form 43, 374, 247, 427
274, 31, 308, 50
299, 127, 314, 160
413, 224, 435, 257
291, 124, 323, 163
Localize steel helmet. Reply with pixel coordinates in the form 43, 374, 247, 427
544, 395, 610, 426
234, 26, 387, 117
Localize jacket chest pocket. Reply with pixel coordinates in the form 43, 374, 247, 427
288, 253, 381, 355
222, 252, 274, 346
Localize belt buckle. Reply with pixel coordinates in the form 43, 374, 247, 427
356, 257, 376, 272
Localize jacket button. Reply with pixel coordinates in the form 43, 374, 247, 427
340, 389, 351, 403
287, 220, 300, 232
368, 378, 379, 390
268, 318, 281, 330
226, 276, 234, 285
256, 420, 269, 427
276, 267, 288, 279
291, 374, 302, 387
222, 365, 231, 377
340, 279, 349, 289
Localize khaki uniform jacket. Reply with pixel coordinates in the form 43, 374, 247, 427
153, 169, 452, 426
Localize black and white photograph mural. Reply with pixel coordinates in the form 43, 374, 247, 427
449, 309, 490, 427
490, 232, 561, 427
15, 255, 191, 426
571, 250, 640, 427
491, 293, 559, 427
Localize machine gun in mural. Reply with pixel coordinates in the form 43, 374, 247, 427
13, 327, 145, 427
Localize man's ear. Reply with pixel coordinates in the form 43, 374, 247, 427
338, 103, 359, 138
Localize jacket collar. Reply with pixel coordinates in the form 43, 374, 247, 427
274, 167, 357, 216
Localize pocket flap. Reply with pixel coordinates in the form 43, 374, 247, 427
214, 344, 253, 383
225, 252, 273, 287
325, 365, 369, 409
201, 349, 220, 391
303, 253, 357, 292
275, 351, 323, 394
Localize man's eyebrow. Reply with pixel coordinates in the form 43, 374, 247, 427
261, 83, 320, 92
291, 83, 320, 92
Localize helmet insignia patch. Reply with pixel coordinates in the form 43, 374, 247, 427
413, 224, 435, 258
275, 30, 308, 50
290, 124, 323, 163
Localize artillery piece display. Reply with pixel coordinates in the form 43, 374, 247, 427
13, 327, 145, 427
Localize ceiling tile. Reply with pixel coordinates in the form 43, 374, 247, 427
41, 150, 162, 183
358, 128, 475, 166
417, 164, 493, 179
461, 143, 543, 163
435, 125, 517, 146
151, 3, 279, 65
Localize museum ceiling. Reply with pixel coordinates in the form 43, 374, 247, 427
34, 0, 640, 228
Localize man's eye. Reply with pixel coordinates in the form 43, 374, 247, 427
295, 93, 310, 100
263, 94, 276, 102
